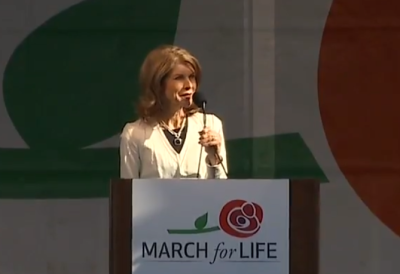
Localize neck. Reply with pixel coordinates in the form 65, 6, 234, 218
160, 108, 186, 129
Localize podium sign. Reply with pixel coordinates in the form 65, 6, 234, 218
131, 179, 289, 274
110, 179, 319, 274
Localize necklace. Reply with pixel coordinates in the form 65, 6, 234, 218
160, 117, 187, 146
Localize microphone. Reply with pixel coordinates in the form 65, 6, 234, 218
193, 92, 228, 178
193, 92, 207, 126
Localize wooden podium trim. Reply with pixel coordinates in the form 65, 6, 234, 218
109, 179, 132, 274
109, 179, 319, 274
290, 179, 319, 274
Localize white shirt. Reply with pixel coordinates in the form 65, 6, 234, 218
119, 112, 228, 179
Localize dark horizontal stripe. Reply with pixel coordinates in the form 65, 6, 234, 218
0, 133, 327, 198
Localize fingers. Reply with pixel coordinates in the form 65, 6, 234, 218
199, 134, 220, 147
199, 138, 220, 146
199, 126, 210, 135
199, 132, 218, 142
202, 140, 220, 146
199, 135, 218, 142
199, 128, 222, 149
199, 127, 216, 139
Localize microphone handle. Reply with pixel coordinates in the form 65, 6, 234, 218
196, 105, 228, 178
196, 104, 206, 178
202, 102, 207, 127
203, 105, 228, 178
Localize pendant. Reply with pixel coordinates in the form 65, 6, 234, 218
173, 137, 182, 146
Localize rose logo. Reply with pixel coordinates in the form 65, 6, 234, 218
219, 199, 263, 238
166, 199, 263, 237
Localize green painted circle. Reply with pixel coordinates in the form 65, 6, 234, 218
3, 0, 181, 149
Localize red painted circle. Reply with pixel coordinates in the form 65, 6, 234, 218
219, 200, 263, 238
318, 0, 400, 236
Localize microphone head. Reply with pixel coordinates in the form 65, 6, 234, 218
193, 92, 207, 107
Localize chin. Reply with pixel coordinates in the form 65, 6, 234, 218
181, 99, 192, 108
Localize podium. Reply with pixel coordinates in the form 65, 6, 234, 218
109, 179, 319, 274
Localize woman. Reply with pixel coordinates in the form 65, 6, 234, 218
120, 45, 228, 179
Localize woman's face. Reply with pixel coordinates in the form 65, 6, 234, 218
163, 63, 197, 109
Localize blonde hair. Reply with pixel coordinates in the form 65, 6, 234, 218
137, 45, 202, 122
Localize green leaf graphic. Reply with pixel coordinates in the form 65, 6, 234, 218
3, 0, 181, 149
227, 133, 328, 182
167, 212, 219, 234
194, 213, 208, 230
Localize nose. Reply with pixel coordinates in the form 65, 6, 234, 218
184, 78, 194, 90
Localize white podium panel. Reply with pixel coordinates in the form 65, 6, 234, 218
131, 179, 289, 274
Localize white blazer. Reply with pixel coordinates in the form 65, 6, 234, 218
119, 112, 228, 179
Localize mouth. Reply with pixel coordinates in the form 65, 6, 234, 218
180, 93, 193, 99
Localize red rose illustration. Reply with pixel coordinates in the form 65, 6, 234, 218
219, 200, 263, 238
